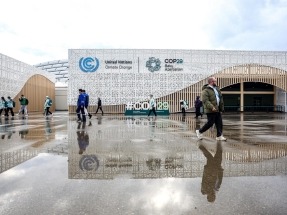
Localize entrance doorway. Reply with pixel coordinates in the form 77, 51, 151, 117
221, 82, 275, 112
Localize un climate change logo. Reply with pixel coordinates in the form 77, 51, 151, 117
79, 57, 100, 72
79, 155, 99, 171
146, 57, 161, 72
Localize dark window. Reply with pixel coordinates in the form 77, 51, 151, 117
221, 83, 240, 91
244, 82, 273, 91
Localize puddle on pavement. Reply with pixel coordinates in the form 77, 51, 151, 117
0, 113, 287, 214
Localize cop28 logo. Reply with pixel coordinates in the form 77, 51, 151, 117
146, 57, 161, 72
79, 57, 100, 72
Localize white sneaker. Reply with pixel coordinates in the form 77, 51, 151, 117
196, 130, 203, 140
216, 135, 227, 141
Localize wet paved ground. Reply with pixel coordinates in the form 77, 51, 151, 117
0, 112, 287, 215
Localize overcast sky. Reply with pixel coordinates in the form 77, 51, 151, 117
0, 0, 287, 65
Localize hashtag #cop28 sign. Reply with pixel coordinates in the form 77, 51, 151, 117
79, 57, 100, 72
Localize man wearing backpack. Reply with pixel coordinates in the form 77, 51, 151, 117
44, 96, 53, 116
6, 96, 15, 117
17, 95, 29, 116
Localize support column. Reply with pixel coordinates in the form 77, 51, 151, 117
240, 81, 244, 112
274, 86, 276, 111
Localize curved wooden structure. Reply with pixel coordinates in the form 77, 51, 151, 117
13, 74, 55, 113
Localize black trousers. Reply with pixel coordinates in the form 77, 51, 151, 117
45, 107, 52, 116
95, 106, 104, 114
0, 108, 8, 116
6, 108, 14, 116
195, 107, 202, 118
148, 107, 157, 116
181, 108, 186, 114
199, 112, 223, 137
76, 106, 86, 121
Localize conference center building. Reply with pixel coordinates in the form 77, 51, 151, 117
1, 49, 287, 113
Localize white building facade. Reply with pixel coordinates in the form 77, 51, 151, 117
68, 49, 287, 113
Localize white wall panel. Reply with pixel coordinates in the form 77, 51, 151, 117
0, 53, 55, 99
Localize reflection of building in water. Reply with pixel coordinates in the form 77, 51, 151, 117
17, 118, 57, 149
0, 149, 39, 174
225, 143, 287, 162
68, 149, 287, 179
68, 119, 287, 179
169, 113, 287, 143
46, 144, 68, 155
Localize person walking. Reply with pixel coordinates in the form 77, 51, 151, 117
82, 90, 92, 119
147, 94, 157, 117
196, 77, 227, 141
194, 96, 203, 118
76, 89, 86, 122
44, 96, 53, 116
18, 95, 29, 116
95, 97, 104, 115
0, 97, 8, 117
6, 96, 15, 117
180, 100, 188, 115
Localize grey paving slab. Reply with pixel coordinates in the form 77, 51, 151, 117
0, 112, 287, 215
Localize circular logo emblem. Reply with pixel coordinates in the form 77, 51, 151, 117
79, 155, 99, 171
146, 57, 161, 72
79, 57, 100, 72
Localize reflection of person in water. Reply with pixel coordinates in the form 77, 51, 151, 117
148, 117, 156, 141
77, 121, 86, 130
0, 118, 6, 139
77, 130, 89, 155
146, 158, 161, 171
0, 118, 16, 139
7, 119, 15, 139
19, 118, 29, 139
45, 118, 52, 136
199, 142, 223, 203
97, 115, 102, 125
182, 114, 186, 122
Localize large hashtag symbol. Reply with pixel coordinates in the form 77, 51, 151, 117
126, 102, 134, 110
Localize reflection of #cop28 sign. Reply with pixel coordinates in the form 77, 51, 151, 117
79, 57, 100, 72
126, 101, 169, 110
146, 57, 161, 72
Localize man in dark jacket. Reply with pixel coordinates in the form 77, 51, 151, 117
196, 77, 227, 141
95, 97, 104, 115
17, 95, 29, 116
194, 96, 203, 118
